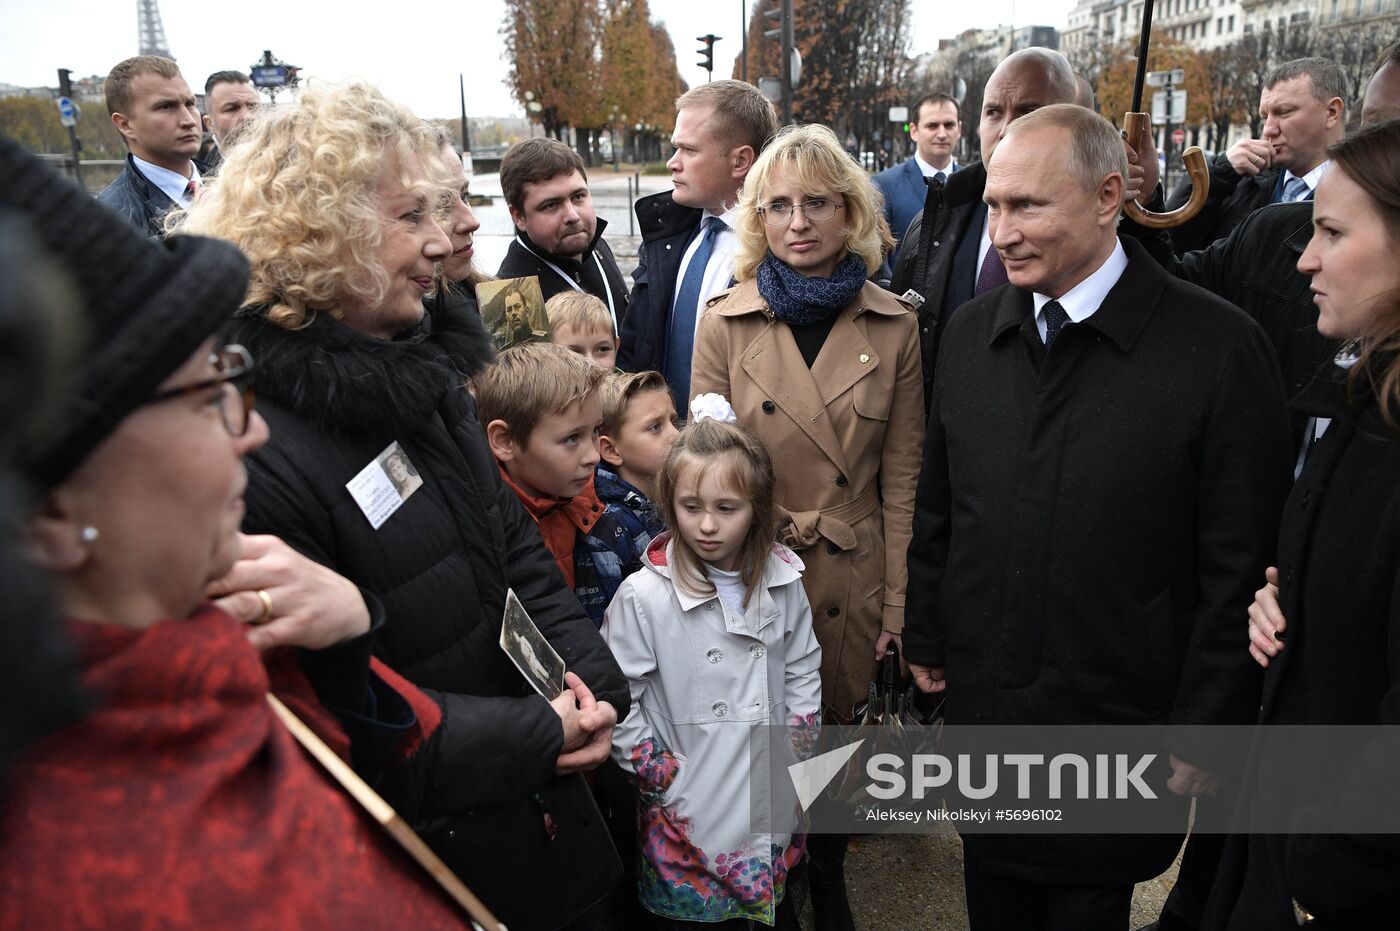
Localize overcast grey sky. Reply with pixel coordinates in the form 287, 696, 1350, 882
0, 1, 1076, 120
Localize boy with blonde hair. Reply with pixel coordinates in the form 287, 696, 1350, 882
596, 371, 677, 547
477, 342, 639, 624
546, 292, 618, 369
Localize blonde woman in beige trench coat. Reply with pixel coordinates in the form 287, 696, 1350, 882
689, 124, 925, 723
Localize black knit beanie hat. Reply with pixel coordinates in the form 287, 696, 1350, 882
0, 134, 251, 489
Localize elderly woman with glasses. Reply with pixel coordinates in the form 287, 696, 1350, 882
0, 137, 469, 927
689, 122, 925, 922
174, 80, 628, 930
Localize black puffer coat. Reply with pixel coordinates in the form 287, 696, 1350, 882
227, 301, 627, 931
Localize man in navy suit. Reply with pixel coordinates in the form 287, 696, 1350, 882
873, 92, 961, 265
618, 80, 778, 402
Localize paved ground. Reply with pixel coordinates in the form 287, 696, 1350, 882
825, 831, 1180, 929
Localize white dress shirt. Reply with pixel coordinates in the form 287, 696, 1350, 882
1031, 239, 1129, 342
1281, 160, 1328, 202
977, 211, 994, 281
674, 204, 741, 338
914, 152, 958, 179
132, 154, 200, 206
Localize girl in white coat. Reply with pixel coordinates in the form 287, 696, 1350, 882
603, 410, 822, 927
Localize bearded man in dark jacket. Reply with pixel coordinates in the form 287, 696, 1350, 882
495, 138, 629, 327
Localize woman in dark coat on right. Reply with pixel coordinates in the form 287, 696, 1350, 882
1206, 120, 1400, 929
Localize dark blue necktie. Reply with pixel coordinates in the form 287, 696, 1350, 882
668, 216, 724, 401
1043, 299, 1069, 347
933, 170, 947, 187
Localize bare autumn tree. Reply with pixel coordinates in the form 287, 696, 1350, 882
841, 0, 915, 157
732, 0, 913, 155
1065, 36, 1127, 110
1098, 37, 1209, 134
504, 0, 682, 164
1314, 21, 1395, 118
501, 0, 604, 145
636, 23, 686, 161
949, 48, 998, 161
1200, 43, 1253, 151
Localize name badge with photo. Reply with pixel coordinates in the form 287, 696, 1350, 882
346, 441, 423, 529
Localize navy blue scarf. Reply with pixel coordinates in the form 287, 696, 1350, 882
756, 251, 868, 326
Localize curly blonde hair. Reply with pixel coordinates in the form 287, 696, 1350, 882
171, 81, 449, 329
733, 123, 893, 282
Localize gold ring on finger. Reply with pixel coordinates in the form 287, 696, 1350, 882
254, 589, 274, 625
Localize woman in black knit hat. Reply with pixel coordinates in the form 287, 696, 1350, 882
173, 80, 629, 931
0, 135, 471, 928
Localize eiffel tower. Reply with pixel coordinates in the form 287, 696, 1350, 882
137, 0, 173, 59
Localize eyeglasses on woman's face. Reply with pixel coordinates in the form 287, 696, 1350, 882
755, 196, 846, 226
145, 344, 256, 436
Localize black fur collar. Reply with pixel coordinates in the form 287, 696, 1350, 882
224, 298, 495, 434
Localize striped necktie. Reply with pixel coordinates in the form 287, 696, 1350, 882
1282, 176, 1309, 203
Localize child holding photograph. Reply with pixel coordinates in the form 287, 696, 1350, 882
602, 410, 822, 927
476, 342, 643, 626
546, 292, 619, 369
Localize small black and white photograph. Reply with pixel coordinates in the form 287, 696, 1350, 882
376, 443, 423, 500
499, 588, 566, 700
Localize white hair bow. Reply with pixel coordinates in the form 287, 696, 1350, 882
689, 393, 738, 425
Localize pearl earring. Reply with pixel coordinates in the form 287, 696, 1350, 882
79, 526, 99, 543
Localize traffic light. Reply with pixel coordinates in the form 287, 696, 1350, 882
696, 34, 719, 79
764, 2, 783, 39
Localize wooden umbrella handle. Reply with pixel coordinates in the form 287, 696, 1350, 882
1121, 111, 1210, 229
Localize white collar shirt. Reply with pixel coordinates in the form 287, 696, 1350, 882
978, 209, 993, 280
913, 152, 957, 179
1282, 160, 1329, 201
131, 154, 199, 206
675, 203, 741, 337
1031, 238, 1129, 342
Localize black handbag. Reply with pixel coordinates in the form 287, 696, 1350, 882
825, 645, 943, 807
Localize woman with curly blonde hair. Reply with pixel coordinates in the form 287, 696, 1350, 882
173, 80, 630, 931
689, 122, 923, 926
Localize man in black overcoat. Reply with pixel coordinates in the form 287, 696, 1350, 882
903, 104, 1294, 929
